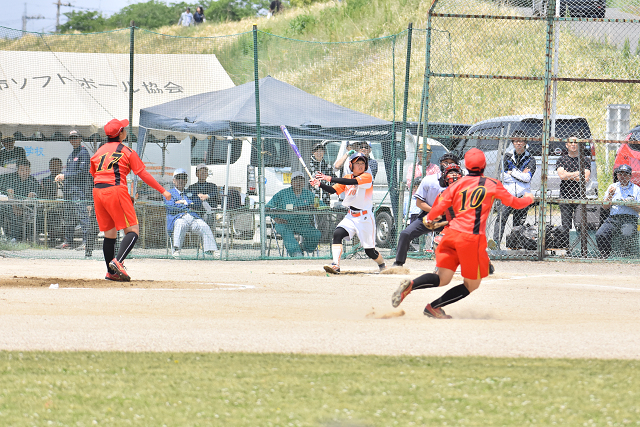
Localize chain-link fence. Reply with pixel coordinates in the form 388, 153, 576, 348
421, 0, 640, 262
2, 4, 640, 264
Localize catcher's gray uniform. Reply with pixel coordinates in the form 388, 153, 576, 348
393, 174, 444, 266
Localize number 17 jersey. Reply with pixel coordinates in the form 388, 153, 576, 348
428, 175, 533, 235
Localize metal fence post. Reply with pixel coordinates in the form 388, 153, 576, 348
538, 0, 556, 261
253, 24, 266, 258
128, 21, 135, 148
395, 23, 413, 245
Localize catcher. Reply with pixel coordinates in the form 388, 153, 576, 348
391, 153, 460, 268
391, 148, 533, 319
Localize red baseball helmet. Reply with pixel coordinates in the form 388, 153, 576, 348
464, 148, 486, 172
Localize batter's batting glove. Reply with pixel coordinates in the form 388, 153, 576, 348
347, 150, 356, 156
423, 215, 448, 230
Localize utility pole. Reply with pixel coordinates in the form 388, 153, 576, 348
54, 0, 73, 32
22, 3, 45, 33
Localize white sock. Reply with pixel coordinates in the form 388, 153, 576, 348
331, 244, 343, 266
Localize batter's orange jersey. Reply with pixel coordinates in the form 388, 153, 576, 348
332, 172, 373, 211
90, 142, 165, 193
427, 174, 533, 235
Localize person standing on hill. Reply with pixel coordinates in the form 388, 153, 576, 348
178, 7, 194, 26
91, 119, 171, 282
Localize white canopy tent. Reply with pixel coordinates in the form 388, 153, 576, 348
0, 51, 235, 139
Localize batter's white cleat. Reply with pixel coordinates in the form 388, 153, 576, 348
323, 264, 340, 274
391, 279, 413, 308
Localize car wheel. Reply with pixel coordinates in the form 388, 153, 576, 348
375, 211, 394, 248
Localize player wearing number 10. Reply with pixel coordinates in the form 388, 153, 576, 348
391, 148, 534, 319
91, 119, 172, 282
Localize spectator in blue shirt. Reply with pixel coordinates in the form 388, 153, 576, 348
596, 164, 640, 257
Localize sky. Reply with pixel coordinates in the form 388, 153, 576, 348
0, 0, 150, 33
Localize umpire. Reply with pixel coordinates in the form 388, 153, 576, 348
54, 130, 93, 250
392, 153, 459, 268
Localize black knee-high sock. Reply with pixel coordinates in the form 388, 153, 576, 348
411, 273, 440, 290
431, 284, 470, 309
103, 238, 116, 273
116, 232, 138, 263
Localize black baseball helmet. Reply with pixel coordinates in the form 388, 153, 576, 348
438, 152, 460, 173
349, 152, 369, 171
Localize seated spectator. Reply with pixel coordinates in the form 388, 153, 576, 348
0, 136, 27, 189
596, 164, 640, 257
165, 168, 218, 258
406, 142, 440, 188
186, 163, 220, 210
40, 157, 65, 246
309, 142, 335, 206
266, 171, 321, 257
41, 157, 63, 200
3, 158, 42, 242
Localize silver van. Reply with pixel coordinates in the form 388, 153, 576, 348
454, 114, 598, 198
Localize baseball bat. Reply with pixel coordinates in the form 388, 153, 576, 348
280, 125, 314, 180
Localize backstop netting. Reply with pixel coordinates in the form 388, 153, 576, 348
422, 0, 640, 262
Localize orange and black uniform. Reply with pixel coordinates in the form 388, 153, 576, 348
428, 174, 533, 279
91, 142, 165, 231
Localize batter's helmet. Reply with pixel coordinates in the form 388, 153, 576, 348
464, 148, 486, 172
349, 152, 369, 171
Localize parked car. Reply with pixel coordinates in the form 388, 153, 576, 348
453, 114, 598, 198
613, 124, 640, 186
533, 0, 606, 18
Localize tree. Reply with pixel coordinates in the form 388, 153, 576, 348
59, 10, 107, 33
108, 0, 188, 29
204, 0, 270, 23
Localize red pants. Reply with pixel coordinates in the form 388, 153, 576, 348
93, 186, 138, 231
436, 228, 489, 279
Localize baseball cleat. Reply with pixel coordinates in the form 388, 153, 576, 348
423, 304, 453, 319
489, 262, 495, 275
105, 272, 128, 281
378, 263, 387, 272
109, 258, 131, 282
391, 279, 413, 308
323, 264, 340, 274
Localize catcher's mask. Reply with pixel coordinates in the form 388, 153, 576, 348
349, 152, 369, 172
439, 163, 463, 187
438, 152, 460, 174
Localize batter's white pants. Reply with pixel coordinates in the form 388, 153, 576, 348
173, 214, 218, 251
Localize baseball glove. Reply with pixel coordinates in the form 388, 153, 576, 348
423, 215, 448, 230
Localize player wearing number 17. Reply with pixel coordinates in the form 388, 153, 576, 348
91, 119, 172, 281
391, 148, 534, 318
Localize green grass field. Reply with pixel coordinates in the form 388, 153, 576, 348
2, 351, 639, 426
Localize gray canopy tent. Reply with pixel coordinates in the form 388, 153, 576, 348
136, 76, 398, 257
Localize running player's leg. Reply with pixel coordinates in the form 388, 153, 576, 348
427, 231, 485, 317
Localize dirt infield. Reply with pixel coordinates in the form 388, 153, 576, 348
1, 257, 639, 359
